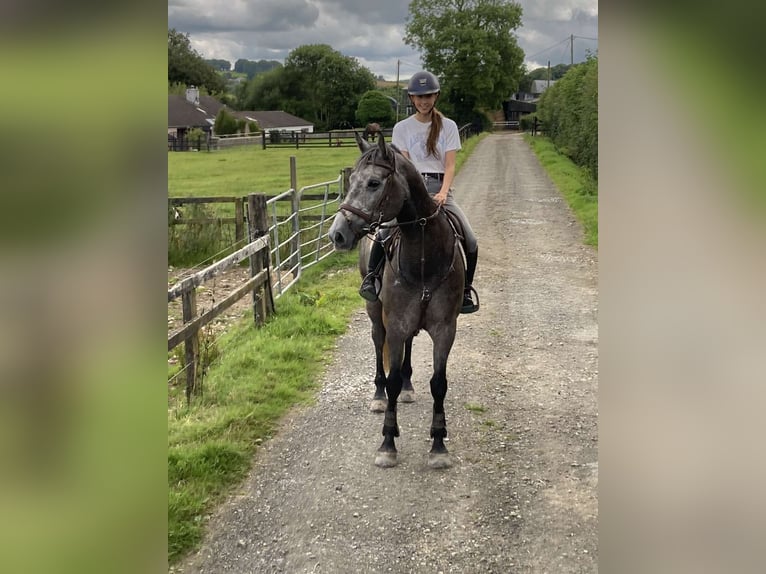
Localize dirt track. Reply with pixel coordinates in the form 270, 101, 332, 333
174, 132, 598, 573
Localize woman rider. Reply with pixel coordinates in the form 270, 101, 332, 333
358, 70, 479, 313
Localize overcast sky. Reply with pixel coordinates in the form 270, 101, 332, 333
168, 0, 597, 80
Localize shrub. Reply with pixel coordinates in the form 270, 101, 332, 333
214, 108, 238, 135
536, 56, 598, 180
186, 128, 207, 150
168, 203, 230, 266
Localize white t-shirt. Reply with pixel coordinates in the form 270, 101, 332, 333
391, 114, 462, 174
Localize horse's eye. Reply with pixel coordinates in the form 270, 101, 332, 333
368, 179, 381, 189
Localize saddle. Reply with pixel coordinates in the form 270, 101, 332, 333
382, 208, 467, 267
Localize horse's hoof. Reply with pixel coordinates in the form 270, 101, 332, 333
399, 390, 415, 403
375, 451, 398, 468
428, 452, 452, 469
369, 399, 387, 413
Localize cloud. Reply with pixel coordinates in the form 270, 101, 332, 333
168, 0, 598, 79
168, 0, 320, 33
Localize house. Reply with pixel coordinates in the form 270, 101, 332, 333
168, 89, 216, 149
510, 79, 557, 104
230, 110, 314, 134
168, 86, 314, 149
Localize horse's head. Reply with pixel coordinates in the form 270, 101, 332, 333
328, 132, 408, 250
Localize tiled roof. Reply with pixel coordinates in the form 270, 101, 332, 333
168, 95, 214, 128
168, 95, 314, 130
232, 110, 313, 130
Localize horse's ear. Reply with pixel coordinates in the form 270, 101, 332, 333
355, 130, 370, 152
377, 131, 392, 162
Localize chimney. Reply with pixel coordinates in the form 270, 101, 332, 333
185, 86, 200, 106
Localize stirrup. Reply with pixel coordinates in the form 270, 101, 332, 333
460, 286, 480, 314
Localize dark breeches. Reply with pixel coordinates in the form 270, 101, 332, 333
423, 178, 478, 253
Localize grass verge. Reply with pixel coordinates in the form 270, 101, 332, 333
168, 250, 360, 564
523, 134, 598, 247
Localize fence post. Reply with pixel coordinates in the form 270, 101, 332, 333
262, 130, 266, 150
182, 289, 199, 403
247, 193, 274, 325
342, 167, 353, 199
234, 197, 244, 244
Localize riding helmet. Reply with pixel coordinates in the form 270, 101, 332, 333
407, 71, 441, 95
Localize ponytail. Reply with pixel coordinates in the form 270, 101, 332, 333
426, 108, 443, 160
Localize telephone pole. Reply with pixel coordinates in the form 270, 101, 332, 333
395, 59, 401, 121
571, 34, 574, 65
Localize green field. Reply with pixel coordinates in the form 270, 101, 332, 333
168, 145, 362, 198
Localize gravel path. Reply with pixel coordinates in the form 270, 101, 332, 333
173, 132, 598, 573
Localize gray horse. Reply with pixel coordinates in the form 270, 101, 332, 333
328, 133, 464, 468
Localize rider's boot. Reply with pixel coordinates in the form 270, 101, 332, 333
359, 240, 385, 302
461, 248, 480, 314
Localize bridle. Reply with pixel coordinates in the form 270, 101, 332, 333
338, 151, 397, 231
338, 149, 440, 234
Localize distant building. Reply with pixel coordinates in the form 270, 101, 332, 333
168, 88, 314, 149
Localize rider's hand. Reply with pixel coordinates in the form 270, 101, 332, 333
433, 191, 448, 206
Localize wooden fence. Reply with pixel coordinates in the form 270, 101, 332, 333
168, 159, 350, 402
261, 128, 393, 149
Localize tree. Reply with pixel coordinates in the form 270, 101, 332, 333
356, 91, 396, 127
519, 64, 572, 92
404, 0, 525, 124
238, 67, 291, 111
205, 59, 232, 72
239, 44, 376, 130
284, 45, 376, 130
168, 29, 225, 94
214, 108, 238, 135
233, 59, 282, 79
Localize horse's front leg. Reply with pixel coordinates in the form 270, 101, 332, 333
428, 328, 457, 469
399, 335, 415, 403
368, 308, 387, 413
375, 335, 405, 468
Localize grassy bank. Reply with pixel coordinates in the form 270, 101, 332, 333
523, 134, 598, 247
168, 251, 360, 563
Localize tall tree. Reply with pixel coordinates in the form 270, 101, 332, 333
239, 44, 375, 130
233, 59, 282, 79
356, 90, 396, 127
205, 59, 232, 72
284, 45, 376, 130
168, 29, 225, 94
404, 0, 525, 124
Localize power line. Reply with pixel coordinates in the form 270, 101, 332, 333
526, 34, 598, 66
525, 36, 570, 61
